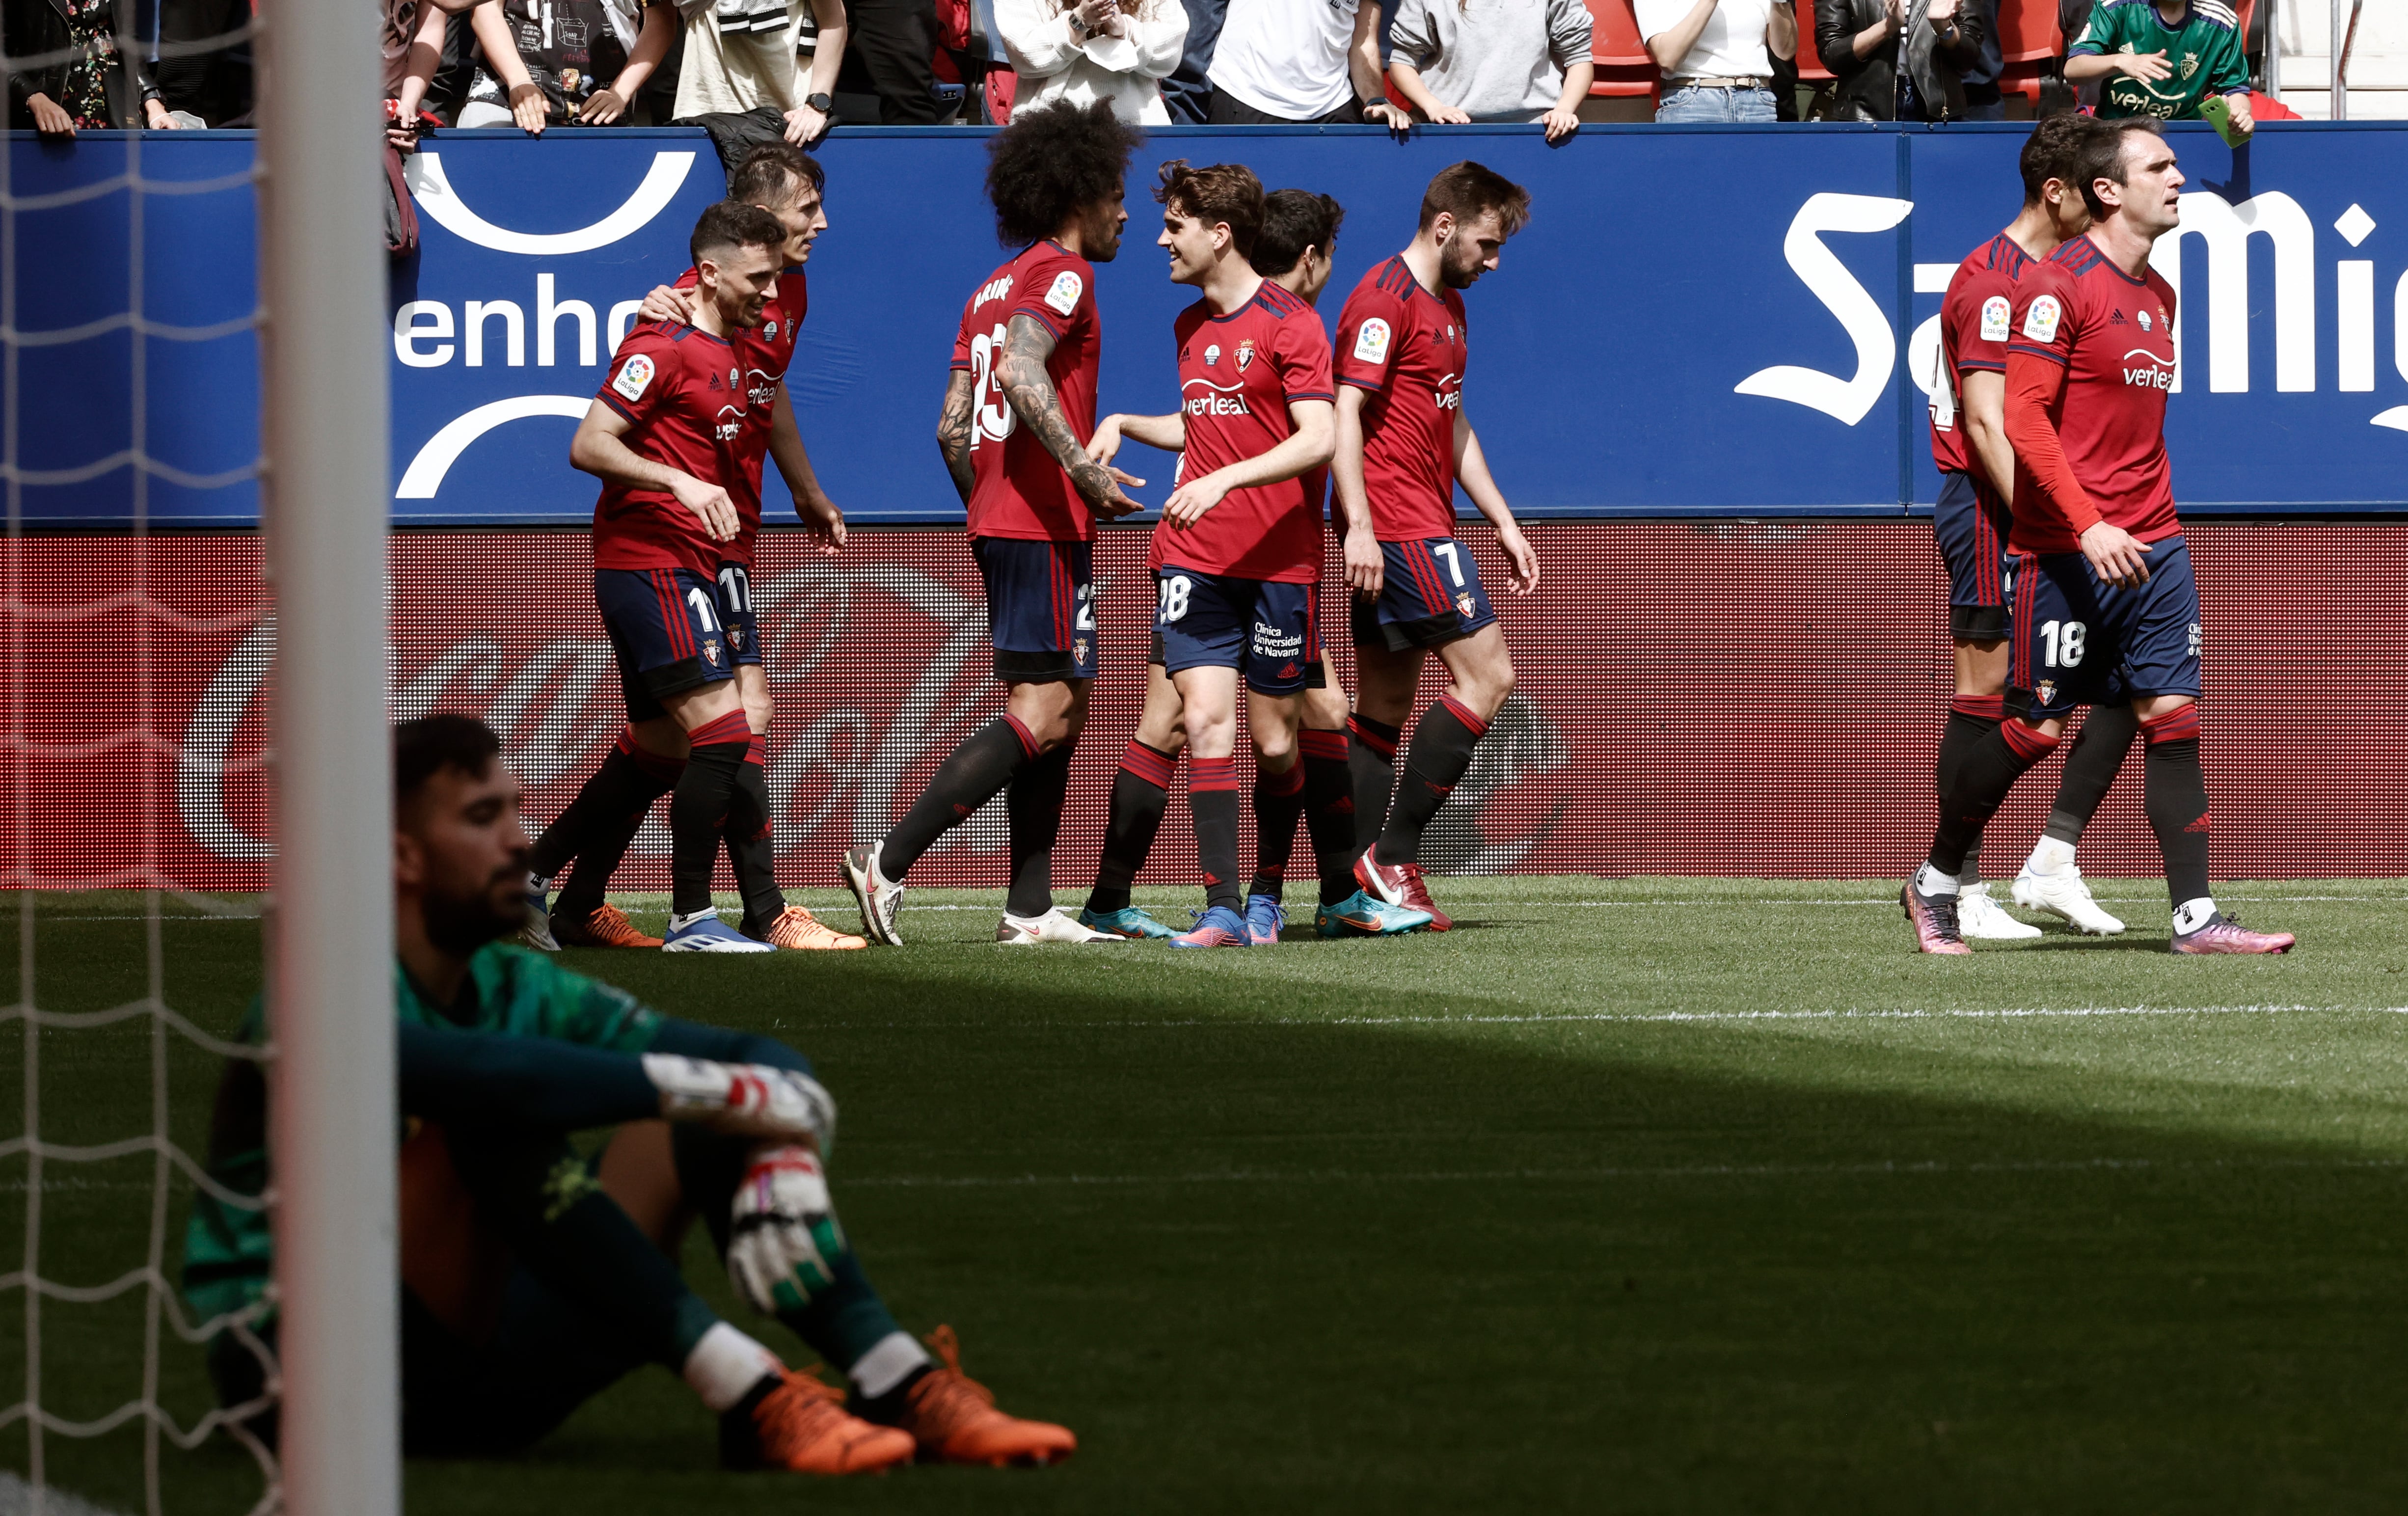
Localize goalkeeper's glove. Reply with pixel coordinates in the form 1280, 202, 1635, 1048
727, 1144, 849, 1314
641, 1055, 837, 1154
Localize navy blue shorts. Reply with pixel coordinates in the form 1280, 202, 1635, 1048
1351, 536, 1496, 652
714, 563, 761, 668
973, 536, 1094, 683
1935, 470, 2012, 641
594, 566, 735, 722
1152, 565, 1319, 696
2008, 534, 2200, 722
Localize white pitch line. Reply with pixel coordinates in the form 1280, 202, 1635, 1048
778, 1003, 2399, 1031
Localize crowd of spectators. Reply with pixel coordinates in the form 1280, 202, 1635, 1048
1, 0, 2268, 139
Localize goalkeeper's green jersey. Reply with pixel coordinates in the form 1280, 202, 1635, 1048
179, 944, 667, 1327
2068, 0, 2248, 121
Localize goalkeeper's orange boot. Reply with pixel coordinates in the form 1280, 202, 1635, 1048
552, 903, 663, 948
723, 1367, 914, 1475
754, 905, 866, 951
889, 1326, 1077, 1467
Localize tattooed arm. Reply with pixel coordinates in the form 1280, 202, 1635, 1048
998, 313, 1141, 518
937, 369, 977, 505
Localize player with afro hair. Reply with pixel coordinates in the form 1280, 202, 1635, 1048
984, 98, 1146, 249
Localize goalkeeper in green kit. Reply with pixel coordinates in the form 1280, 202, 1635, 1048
181, 714, 1075, 1475
2064, 0, 2252, 135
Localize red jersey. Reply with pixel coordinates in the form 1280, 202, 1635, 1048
1930, 232, 2031, 480
2004, 234, 2181, 555
671, 266, 808, 563
1149, 281, 1334, 583
590, 320, 757, 578
1332, 256, 1466, 542
949, 240, 1102, 543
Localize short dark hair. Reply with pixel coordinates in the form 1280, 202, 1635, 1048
2077, 117, 2164, 219
1155, 160, 1265, 258
1250, 189, 1344, 278
730, 142, 824, 211
1418, 161, 1531, 236
2018, 113, 2095, 206
985, 99, 1143, 248
395, 714, 501, 812
690, 199, 787, 266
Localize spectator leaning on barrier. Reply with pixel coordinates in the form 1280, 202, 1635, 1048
1384, 0, 1594, 142
1635, 0, 1795, 123
1815, 0, 1982, 119
5, 0, 173, 134
996, 0, 1188, 124
2061, 0, 2248, 133
674, 0, 847, 143
1204, 0, 1407, 126
459, 0, 679, 129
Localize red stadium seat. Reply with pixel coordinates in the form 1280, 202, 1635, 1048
1583, 0, 1662, 100
1794, 8, 1835, 83
1995, 0, 2062, 103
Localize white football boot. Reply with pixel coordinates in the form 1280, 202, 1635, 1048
841, 843, 906, 946
1955, 880, 2042, 940
2012, 851, 2126, 936
996, 908, 1125, 945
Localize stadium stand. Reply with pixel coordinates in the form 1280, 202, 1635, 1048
1583, 0, 1663, 105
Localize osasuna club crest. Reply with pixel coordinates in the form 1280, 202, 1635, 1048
1236, 338, 1256, 372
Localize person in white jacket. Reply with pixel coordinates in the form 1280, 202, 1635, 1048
996, 0, 1188, 125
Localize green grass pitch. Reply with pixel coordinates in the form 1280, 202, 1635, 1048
10, 877, 2408, 1513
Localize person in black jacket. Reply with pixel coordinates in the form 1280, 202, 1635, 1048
5, 0, 174, 135
1814, 0, 1982, 119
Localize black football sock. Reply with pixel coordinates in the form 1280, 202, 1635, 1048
1374, 696, 1488, 868
1085, 740, 1176, 915
725, 735, 786, 932
1190, 756, 1243, 913
671, 710, 753, 918
553, 740, 680, 921
2139, 704, 2212, 912
1248, 757, 1306, 900
1299, 728, 1357, 907
1927, 718, 2059, 877
1938, 695, 2002, 887
1347, 714, 1401, 851
877, 714, 1037, 881
2045, 702, 2140, 846
1004, 741, 1074, 919
530, 729, 679, 881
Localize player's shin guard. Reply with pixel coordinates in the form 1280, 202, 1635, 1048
2140, 704, 2211, 911
533, 729, 681, 883
672, 711, 754, 917
1190, 756, 1243, 912
2046, 702, 2140, 846
1938, 695, 2002, 886
1248, 757, 1306, 900
1373, 696, 1487, 868
1299, 728, 1356, 907
1927, 718, 2060, 876
725, 734, 785, 931
1347, 714, 1400, 849
1004, 741, 1074, 919
1085, 740, 1176, 914
878, 714, 1039, 881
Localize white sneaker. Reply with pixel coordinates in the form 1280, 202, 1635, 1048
1956, 881, 2042, 940
519, 873, 559, 952
2012, 864, 2126, 935
995, 908, 1125, 945
841, 843, 906, 946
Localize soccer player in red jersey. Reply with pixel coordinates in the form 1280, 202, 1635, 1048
1923, 115, 2138, 942
1334, 162, 1540, 933
521, 201, 789, 954
531, 145, 863, 952
842, 101, 1144, 947
1906, 119, 2292, 955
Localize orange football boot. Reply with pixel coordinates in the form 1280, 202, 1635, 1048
725, 1366, 915, 1475
553, 903, 663, 948
893, 1326, 1077, 1467
758, 905, 866, 950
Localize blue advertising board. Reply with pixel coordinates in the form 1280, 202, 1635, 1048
9, 121, 2407, 526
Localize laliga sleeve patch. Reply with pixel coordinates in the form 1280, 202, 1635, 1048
2021, 295, 2063, 344
1352, 317, 1392, 364
1044, 270, 1083, 316
1980, 296, 2011, 342
613, 352, 656, 402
